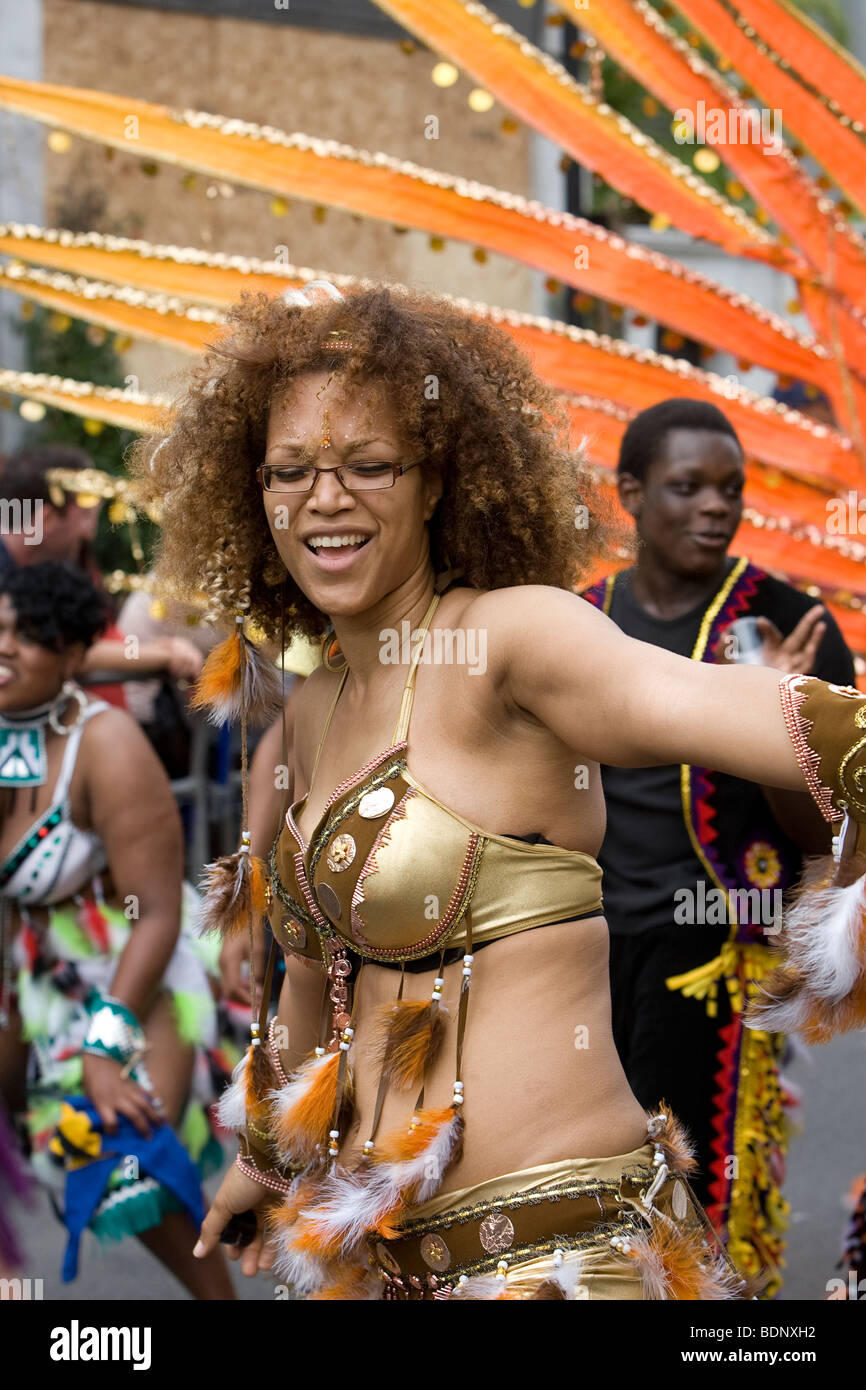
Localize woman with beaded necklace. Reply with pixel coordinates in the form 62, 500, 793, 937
0, 561, 232, 1297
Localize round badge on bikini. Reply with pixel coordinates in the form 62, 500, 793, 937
419, 1233, 452, 1272
358, 787, 395, 819
316, 882, 342, 920
279, 917, 306, 949
375, 1242, 401, 1276
478, 1212, 514, 1254
326, 833, 356, 872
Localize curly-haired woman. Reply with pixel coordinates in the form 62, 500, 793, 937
0, 562, 232, 1298
136, 283, 866, 1300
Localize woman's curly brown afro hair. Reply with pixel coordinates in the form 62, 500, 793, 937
128, 284, 614, 643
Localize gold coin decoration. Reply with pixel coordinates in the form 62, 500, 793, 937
478, 1212, 514, 1253
375, 1242, 401, 1276
316, 882, 341, 920
420, 1233, 452, 1272
326, 833, 356, 872
280, 917, 306, 949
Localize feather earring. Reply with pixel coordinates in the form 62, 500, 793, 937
190, 608, 283, 728
196, 553, 284, 1145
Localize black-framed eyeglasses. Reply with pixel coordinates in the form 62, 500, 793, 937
256, 460, 423, 494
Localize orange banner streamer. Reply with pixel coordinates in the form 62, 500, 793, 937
0, 268, 218, 354
1, 245, 856, 487
551, 0, 866, 433
0, 370, 168, 433
552, 0, 866, 301
734, 0, 866, 128
369, 0, 778, 261
0, 79, 837, 385
675, 0, 866, 219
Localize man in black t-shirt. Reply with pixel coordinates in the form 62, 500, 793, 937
583, 398, 857, 1295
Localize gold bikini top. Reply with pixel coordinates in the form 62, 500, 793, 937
268, 593, 604, 965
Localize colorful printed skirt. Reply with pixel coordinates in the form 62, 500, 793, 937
13, 882, 225, 1248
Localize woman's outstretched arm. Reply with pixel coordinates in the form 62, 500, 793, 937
495, 585, 818, 794
489, 583, 866, 1043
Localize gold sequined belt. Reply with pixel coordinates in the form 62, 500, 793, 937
369, 1167, 665, 1299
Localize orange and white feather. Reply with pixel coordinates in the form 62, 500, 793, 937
268, 1051, 343, 1165
289, 1108, 464, 1259
216, 1050, 250, 1133
749, 860, 866, 1037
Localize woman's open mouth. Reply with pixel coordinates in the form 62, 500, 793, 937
303, 533, 373, 570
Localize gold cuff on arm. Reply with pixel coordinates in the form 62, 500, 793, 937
747, 676, 866, 1042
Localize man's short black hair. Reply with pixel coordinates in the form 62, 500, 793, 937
617, 398, 743, 482
0, 443, 92, 509
0, 562, 109, 653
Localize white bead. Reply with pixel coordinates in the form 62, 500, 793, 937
314, 1047, 325, 1057
462, 968, 472, 978
463, 954, 474, 965
452, 1093, 464, 1106
329, 1130, 339, 1139
433, 977, 445, 988
339, 1041, 350, 1051
453, 1081, 464, 1091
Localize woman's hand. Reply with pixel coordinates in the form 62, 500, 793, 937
81, 1053, 163, 1139
193, 1162, 281, 1277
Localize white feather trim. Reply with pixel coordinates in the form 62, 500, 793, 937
549, 1251, 588, 1299
780, 869, 866, 1002
271, 1239, 330, 1296
295, 1112, 462, 1256
377, 1111, 463, 1205
451, 1273, 508, 1300
748, 985, 811, 1035
298, 1168, 401, 1256
216, 1051, 250, 1133
267, 1051, 334, 1163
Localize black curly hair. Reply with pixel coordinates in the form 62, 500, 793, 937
617, 398, 742, 482
0, 563, 110, 653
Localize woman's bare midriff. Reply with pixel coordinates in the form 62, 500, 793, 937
275, 912, 649, 1195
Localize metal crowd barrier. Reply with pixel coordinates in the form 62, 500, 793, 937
79, 671, 242, 883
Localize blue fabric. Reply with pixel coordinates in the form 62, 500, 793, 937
58, 1098, 204, 1282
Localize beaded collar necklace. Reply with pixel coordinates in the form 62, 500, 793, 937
0, 683, 86, 788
